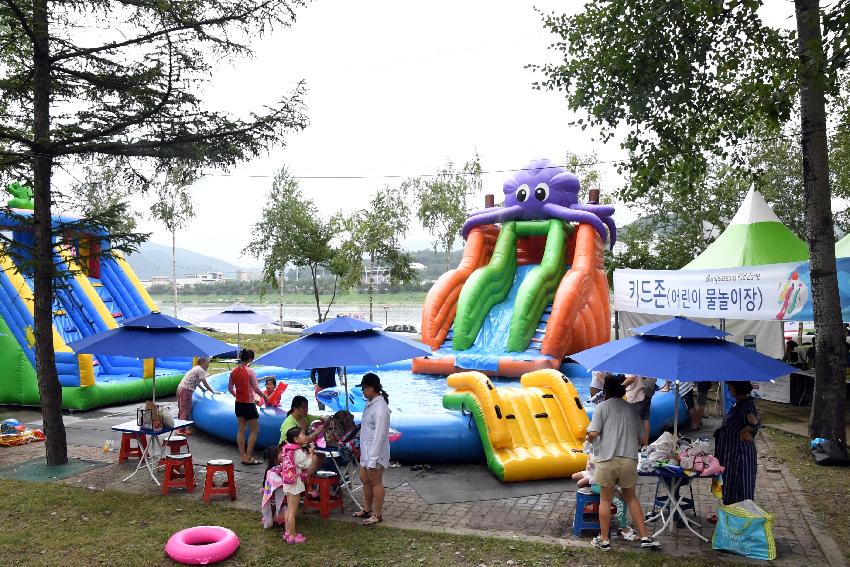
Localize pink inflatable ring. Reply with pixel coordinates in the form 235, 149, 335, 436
165, 526, 239, 565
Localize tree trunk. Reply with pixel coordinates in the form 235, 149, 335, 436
32, 0, 68, 465
368, 255, 374, 322
171, 230, 177, 316
795, 0, 847, 449
279, 269, 284, 332
310, 264, 322, 322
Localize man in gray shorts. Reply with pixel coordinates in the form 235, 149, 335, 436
586, 374, 661, 551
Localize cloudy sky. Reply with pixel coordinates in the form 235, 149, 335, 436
125, 0, 796, 269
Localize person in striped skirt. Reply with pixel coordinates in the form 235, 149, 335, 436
713, 381, 761, 505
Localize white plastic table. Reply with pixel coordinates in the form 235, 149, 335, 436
112, 419, 193, 486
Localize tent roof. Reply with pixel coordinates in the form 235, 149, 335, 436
684, 188, 808, 269
837, 233, 850, 258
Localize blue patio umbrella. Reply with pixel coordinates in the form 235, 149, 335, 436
571, 316, 796, 435
253, 316, 431, 410
68, 311, 233, 402
198, 302, 274, 356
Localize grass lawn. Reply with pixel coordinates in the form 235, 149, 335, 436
763, 427, 850, 561
153, 291, 428, 305
0, 480, 740, 567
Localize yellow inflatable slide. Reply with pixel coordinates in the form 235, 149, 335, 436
442, 369, 589, 482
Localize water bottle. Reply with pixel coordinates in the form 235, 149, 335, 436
102, 439, 113, 453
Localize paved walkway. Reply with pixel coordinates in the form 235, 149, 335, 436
1, 403, 845, 567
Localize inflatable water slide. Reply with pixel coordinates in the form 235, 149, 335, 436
0, 207, 192, 410
413, 160, 614, 378
443, 369, 588, 481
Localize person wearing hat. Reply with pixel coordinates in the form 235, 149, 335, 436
352, 372, 390, 526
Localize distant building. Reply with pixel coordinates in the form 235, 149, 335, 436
144, 272, 225, 288
362, 266, 390, 286
236, 270, 250, 282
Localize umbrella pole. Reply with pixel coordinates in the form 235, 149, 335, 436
152, 360, 157, 404
237, 322, 241, 358
673, 381, 679, 439
344, 367, 349, 412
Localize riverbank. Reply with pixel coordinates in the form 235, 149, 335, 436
151, 291, 427, 305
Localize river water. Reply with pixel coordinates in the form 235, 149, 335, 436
173, 302, 423, 335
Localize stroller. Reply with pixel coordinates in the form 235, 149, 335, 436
318, 411, 364, 510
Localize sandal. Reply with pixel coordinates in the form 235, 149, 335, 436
362, 514, 383, 526
352, 509, 372, 519
242, 458, 262, 465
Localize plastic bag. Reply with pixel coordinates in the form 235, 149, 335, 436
712, 499, 776, 561
810, 438, 850, 466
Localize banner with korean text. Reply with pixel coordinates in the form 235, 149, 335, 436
614, 258, 850, 322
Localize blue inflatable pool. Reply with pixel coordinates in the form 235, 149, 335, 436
191, 362, 687, 462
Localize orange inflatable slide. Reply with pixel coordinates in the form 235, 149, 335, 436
412, 222, 610, 377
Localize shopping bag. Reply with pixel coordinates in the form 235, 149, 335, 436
710, 475, 724, 499
712, 500, 776, 561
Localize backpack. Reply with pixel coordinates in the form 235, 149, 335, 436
278, 443, 305, 485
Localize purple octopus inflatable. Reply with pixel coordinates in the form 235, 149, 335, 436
460, 159, 616, 247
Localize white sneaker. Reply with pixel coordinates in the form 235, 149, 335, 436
620, 527, 639, 541
640, 536, 661, 548
591, 535, 611, 551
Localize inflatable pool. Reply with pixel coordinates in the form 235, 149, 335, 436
192, 361, 687, 464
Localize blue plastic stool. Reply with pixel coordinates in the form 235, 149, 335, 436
572, 491, 602, 536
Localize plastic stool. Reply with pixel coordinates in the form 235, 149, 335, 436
303, 471, 344, 518
118, 432, 147, 464
157, 435, 190, 467
165, 434, 190, 455
204, 459, 236, 503
161, 453, 195, 495
571, 490, 617, 536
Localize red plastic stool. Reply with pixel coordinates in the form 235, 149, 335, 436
203, 459, 237, 503
158, 435, 190, 466
165, 434, 190, 454
303, 471, 344, 519
118, 432, 147, 464
161, 453, 195, 495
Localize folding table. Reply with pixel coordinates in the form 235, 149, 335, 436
112, 419, 193, 486
639, 466, 716, 542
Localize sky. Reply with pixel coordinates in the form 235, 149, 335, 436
125, 0, 797, 270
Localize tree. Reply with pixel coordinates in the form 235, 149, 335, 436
403, 155, 482, 270
66, 156, 144, 235
0, 1, 307, 465
244, 167, 359, 323
150, 164, 196, 317
537, 0, 850, 447
336, 187, 417, 322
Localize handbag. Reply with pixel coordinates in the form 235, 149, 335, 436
712, 499, 776, 561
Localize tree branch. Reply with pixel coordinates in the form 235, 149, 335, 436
51, 33, 175, 149
50, 1, 280, 63
2, 0, 37, 49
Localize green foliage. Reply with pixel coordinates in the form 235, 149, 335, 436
404, 155, 482, 257
149, 163, 196, 234
244, 167, 360, 321
336, 186, 416, 284
66, 157, 143, 234
610, 128, 850, 272
536, 0, 801, 198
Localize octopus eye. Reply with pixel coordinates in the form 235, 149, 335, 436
534, 183, 550, 201
516, 184, 529, 203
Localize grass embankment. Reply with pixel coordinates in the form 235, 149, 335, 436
0, 480, 737, 567
758, 400, 850, 561
196, 331, 296, 374
152, 291, 428, 305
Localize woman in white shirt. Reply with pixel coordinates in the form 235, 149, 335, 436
353, 372, 390, 526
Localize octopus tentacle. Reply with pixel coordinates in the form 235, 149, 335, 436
571, 203, 615, 217
461, 205, 523, 238
541, 203, 608, 245
571, 203, 617, 247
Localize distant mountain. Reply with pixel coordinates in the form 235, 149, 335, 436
125, 241, 247, 279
